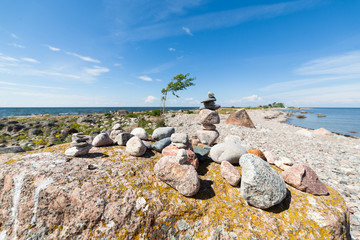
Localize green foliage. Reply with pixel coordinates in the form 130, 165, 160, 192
138, 117, 150, 129
148, 109, 162, 117
125, 113, 140, 118
186, 110, 194, 114
155, 119, 166, 128
104, 112, 112, 117
70, 123, 81, 129
17, 135, 27, 140
23, 145, 33, 151
161, 73, 196, 113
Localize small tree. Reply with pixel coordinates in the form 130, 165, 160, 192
161, 73, 195, 113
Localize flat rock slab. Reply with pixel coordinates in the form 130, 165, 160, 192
0, 145, 350, 239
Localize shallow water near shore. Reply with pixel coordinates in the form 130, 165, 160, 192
0, 107, 197, 119
283, 107, 360, 138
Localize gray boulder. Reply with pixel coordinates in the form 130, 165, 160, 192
115, 133, 133, 146
110, 129, 124, 141
196, 109, 220, 125
126, 136, 147, 156
210, 142, 246, 164
130, 128, 149, 140
196, 130, 219, 145
171, 133, 188, 148
193, 146, 210, 160
28, 128, 43, 136
142, 140, 152, 150
154, 151, 200, 197
112, 123, 122, 130
152, 127, 175, 140
152, 137, 171, 152
65, 145, 92, 157
239, 154, 287, 209
0, 146, 25, 154
92, 133, 113, 147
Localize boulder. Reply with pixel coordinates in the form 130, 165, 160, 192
109, 129, 124, 141
28, 128, 43, 136
239, 154, 287, 209
313, 128, 332, 136
196, 129, 219, 145
0, 146, 25, 154
274, 156, 293, 171
210, 142, 247, 164
126, 136, 147, 156
225, 109, 255, 128
92, 133, 113, 147
130, 127, 149, 140
196, 109, 220, 125
221, 161, 241, 186
152, 127, 175, 140
171, 133, 188, 148
152, 137, 172, 152
264, 150, 276, 164
65, 145, 92, 157
115, 132, 133, 146
193, 146, 210, 160
201, 124, 216, 130
112, 123, 122, 130
154, 151, 200, 196
0, 147, 350, 239
142, 140, 152, 150
247, 149, 267, 161
162, 144, 199, 169
317, 113, 326, 118
281, 164, 329, 196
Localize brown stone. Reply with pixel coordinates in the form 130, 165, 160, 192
195, 109, 220, 125
162, 143, 199, 169
202, 124, 216, 130
225, 109, 255, 128
281, 164, 329, 196
247, 149, 267, 161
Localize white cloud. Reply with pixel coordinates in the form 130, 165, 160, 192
114, 63, 123, 67
31, 70, 81, 79
84, 66, 110, 76
0, 80, 66, 90
66, 52, 100, 63
0, 53, 19, 62
169, 48, 176, 51
47, 45, 61, 51
155, 78, 162, 82
9, 43, 25, 48
10, 33, 19, 39
295, 51, 360, 75
138, 75, 153, 81
21, 58, 39, 63
145, 95, 156, 103
229, 94, 262, 103
182, 27, 193, 36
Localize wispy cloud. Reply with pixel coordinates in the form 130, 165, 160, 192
21, 57, 39, 63
10, 33, 19, 39
182, 27, 193, 36
145, 95, 156, 103
0, 80, 66, 90
168, 47, 176, 51
31, 70, 81, 79
155, 78, 162, 82
138, 75, 152, 81
9, 43, 25, 48
47, 45, 61, 51
66, 52, 100, 63
84, 66, 110, 76
0, 53, 19, 62
229, 94, 262, 103
117, 0, 318, 41
143, 61, 176, 74
295, 51, 360, 75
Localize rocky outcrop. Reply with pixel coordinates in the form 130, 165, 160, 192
0, 144, 350, 239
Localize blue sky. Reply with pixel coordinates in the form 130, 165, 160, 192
0, 0, 360, 107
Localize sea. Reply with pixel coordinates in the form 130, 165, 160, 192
282, 107, 360, 138
0, 107, 197, 119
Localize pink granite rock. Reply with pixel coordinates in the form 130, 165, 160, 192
220, 161, 241, 186
195, 109, 220, 125
281, 164, 329, 196
162, 143, 199, 169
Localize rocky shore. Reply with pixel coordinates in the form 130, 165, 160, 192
165, 109, 360, 239
0, 108, 359, 238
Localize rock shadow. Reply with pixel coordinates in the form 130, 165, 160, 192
82, 153, 109, 158
192, 179, 215, 200
264, 189, 291, 213
142, 150, 155, 158
197, 157, 212, 176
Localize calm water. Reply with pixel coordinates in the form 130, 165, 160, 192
0, 107, 197, 119
283, 108, 360, 138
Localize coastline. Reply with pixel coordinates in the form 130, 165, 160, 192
0, 108, 359, 237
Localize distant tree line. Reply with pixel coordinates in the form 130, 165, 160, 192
260, 102, 285, 108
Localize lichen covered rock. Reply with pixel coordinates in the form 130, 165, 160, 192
0, 145, 350, 239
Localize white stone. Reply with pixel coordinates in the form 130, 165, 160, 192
126, 136, 147, 156
131, 128, 149, 140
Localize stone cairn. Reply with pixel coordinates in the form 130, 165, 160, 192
196, 92, 220, 145
65, 133, 92, 157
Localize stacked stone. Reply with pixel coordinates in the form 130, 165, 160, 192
196, 92, 220, 145
65, 133, 92, 157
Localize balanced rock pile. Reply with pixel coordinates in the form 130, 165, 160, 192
65, 133, 92, 157
196, 92, 221, 145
